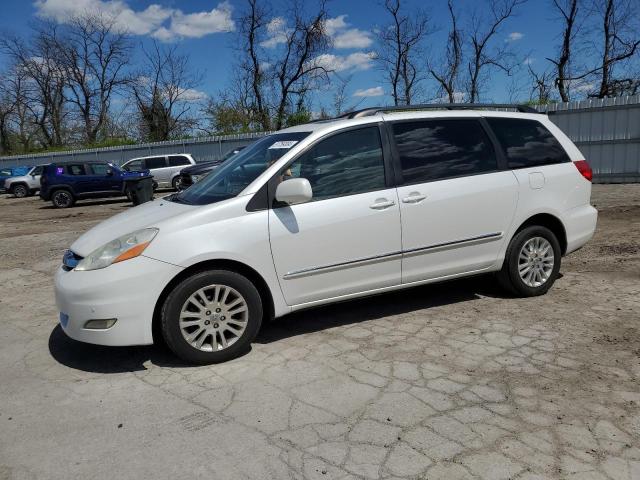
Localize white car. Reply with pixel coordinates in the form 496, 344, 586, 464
55, 105, 598, 364
5, 164, 47, 197
121, 154, 196, 189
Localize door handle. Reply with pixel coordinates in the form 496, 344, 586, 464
402, 192, 427, 204
369, 198, 396, 210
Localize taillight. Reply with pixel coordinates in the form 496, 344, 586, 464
573, 160, 592, 182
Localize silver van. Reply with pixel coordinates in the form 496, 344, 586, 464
121, 154, 196, 189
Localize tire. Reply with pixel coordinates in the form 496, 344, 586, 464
172, 176, 181, 190
497, 225, 562, 297
12, 184, 28, 198
51, 189, 75, 208
161, 270, 263, 364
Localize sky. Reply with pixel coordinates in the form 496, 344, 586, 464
0, 0, 568, 112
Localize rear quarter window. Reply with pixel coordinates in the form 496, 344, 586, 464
169, 155, 191, 167
487, 118, 570, 169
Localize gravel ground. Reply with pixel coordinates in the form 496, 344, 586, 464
1, 185, 639, 480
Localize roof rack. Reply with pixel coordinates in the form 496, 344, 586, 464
338, 103, 540, 119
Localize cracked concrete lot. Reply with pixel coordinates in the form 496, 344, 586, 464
1, 185, 639, 480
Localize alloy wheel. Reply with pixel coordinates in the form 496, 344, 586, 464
14, 185, 27, 198
179, 284, 249, 352
518, 236, 555, 287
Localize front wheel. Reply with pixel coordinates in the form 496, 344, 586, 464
12, 184, 28, 198
172, 176, 181, 190
161, 270, 263, 364
51, 189, 75, 208
497, 225, 561, 297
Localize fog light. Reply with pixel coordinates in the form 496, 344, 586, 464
83, 319, 117, 330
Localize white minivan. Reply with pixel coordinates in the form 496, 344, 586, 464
55, 105, 597, 364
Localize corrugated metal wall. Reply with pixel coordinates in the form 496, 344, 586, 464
0, 132, 270, 169
1, 95, 639, 183
540, 95, 640, 183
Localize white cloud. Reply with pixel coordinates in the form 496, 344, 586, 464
260, 17, 291, 48
523, 57, 534, 65
353, 86, 384, 97
34, 0, 234, 40
324, 15, 348, 36
506, 32, 524, 42
178, 87, 208, 102
311, 51, 377, 73
434, 91, 467, 103
324, 15, 372, 49
163, 3, 234, 39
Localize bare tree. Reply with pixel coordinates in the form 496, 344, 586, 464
1, 27, 67, 148
270, 0, 332, 129
528, 65, 555, 104
0, 71, 15, 154
130, 41, 202, 141
430, 0, 463, 103
547, 0, 579, 102
237, 0, 271, 130
53, 13, 131, 144
466, 0, 525, 103
591, 0, 640, 97
378, 0, 430, 105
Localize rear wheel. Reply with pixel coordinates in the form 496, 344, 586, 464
161, 270, 263, 364
51, 189, 75, 208
12, 184, 28, 198
172, 176, 181, 190
497, 225, 561, 297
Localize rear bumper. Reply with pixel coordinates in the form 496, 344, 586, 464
564, 204, 598, 254
55, 256, 183, 346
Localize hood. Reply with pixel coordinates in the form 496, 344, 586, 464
70, 196, 194, 256
182, 162, 220, 175
6, 174, 32, 184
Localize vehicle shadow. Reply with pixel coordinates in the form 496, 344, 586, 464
255, 274, 507, 344
48, 274, 510, 373
47, 325, 198, 373
39, 198, 130, 209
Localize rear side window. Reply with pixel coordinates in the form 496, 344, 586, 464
283, 126, 386, 201
89, 164, 109, 175
392, 119, 497, 184
169, 155, 191, 167
487, 118, 570, 168
144, 157, 167, 169
66, 164, 87, 176
124, 159, 143, 171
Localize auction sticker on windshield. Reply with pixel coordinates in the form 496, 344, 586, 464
268, 141, 298, 149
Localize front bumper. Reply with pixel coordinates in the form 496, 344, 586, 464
55, 255, 183, 346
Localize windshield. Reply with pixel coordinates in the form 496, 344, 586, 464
172, 131, 310, 205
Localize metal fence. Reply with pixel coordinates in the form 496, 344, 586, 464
539, 95, 640, 183
0, 131, 270, 169
1, 95, 639, 183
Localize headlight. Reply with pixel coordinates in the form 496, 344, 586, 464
75, 228, 158, 271
191, 174, 202, 183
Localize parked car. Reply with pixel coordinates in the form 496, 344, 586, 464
178, 147, 246, 190
121, 154, 196, 190
4, 164, 48, 197
0, 166, 31, 192
54, 104, 597, 364
40, 161, 150, 208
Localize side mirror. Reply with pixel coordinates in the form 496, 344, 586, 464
275, 178, 313, 205
106, 169, 113, 176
